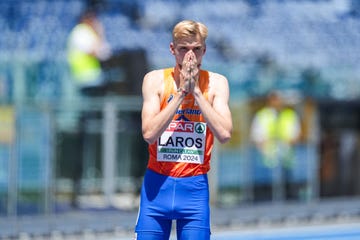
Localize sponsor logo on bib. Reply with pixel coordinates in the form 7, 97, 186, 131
157, 121, 206, 164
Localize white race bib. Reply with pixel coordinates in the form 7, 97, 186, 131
157, 121, 207, 164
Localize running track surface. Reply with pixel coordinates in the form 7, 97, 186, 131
211, 222, 360, 240
115, 222, 360, 240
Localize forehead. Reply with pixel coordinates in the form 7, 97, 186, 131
174, 34, 204, 46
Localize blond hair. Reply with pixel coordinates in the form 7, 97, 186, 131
172, 20, 208, 43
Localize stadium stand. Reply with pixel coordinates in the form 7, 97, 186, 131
0, 0, 359, 100
1, 0, 360, 239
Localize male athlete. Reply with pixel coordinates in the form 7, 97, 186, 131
135, 20, 233, 240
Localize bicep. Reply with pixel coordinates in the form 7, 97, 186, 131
141, 96, 160, 125
212, 76, 231, 119
141, 72, 161, 127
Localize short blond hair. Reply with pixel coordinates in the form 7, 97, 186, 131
172, 20, 208, 43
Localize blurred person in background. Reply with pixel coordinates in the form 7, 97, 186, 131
67, 8, 111, 97
135, 20, 232, 240
250, 91, 301, 200
66, 9, 111, 208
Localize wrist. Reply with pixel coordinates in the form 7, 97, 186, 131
192, 86, 202, 97
177, 87, 188, 97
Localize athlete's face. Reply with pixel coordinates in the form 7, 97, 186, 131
170, 34, 206, 70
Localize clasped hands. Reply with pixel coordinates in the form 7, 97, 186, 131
179, 51, 199, 95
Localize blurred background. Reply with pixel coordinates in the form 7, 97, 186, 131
1, 0, 360, 239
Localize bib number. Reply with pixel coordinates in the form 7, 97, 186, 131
157, 121, 206, 164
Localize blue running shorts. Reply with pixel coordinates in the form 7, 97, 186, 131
135, 169, 211, 240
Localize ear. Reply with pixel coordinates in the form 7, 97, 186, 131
203, 44, 206, 55
170, 42, 175, 55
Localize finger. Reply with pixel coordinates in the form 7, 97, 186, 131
188, 50, 195, 59
190, 58, 197, 69
191, 70, 199, 82
184, 51, 191, 62
186, 61, 191, 73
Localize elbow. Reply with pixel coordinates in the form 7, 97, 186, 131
218, 134, 231, 144
143, 136, 154, 145
142, 124, 155, 144
142, 130, 157, 145
217, 130, 232, 144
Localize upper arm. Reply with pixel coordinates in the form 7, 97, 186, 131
141, 70, 162, 131
212, 74, 232, 121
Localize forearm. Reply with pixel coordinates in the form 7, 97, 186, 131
193, 90, 232, 143
142, 92, 185, 144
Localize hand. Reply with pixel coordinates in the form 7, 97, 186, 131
180, 51, 199, 94
189, 53, 199, 83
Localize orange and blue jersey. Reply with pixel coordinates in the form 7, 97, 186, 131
147, 68, 214, 177
136, 68, 213, 238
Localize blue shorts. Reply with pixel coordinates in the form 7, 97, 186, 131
135, 169, 211, 240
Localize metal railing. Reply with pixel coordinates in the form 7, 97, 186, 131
0, 96, 323, 217
1, 96, 145, 216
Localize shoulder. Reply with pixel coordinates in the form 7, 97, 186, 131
73, 23, 93, 35
142, 69, 168, 97
204, 70, 228, 84
282, 108, 300, 118
204, 70, 229, 90
144, 69, 164, 80
257, 107, 272, 114
143, 69, 165, 85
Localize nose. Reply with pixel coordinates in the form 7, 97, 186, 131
187, 50, 195, 58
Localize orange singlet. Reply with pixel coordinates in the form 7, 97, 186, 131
147, 68, 214, 177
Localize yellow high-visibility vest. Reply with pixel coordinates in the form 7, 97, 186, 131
257, 107, 299, 142
254, 107, 300, 168
67, 23, 101, 85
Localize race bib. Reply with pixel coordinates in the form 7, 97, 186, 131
157, 121, 207, 164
